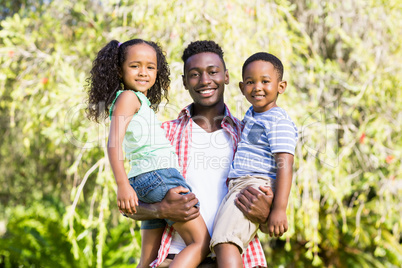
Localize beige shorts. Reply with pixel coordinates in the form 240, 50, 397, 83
209, 175, 275, 254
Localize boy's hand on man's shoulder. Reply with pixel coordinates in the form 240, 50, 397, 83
235, 185, 274, 225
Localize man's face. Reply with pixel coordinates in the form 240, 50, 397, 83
183, 52, 229, 108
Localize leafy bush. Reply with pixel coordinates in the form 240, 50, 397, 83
0, 0, 401, 267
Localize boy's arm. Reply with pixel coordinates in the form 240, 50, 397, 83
235, 153, 294, 235
272, 153, 293, 210
123, 186, 200, 222
266, 152, 294, 237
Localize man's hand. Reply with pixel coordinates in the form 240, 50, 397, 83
235, 185, 274, 226
158, 186, 200, 222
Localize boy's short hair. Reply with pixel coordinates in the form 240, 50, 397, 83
182, 40, 226, 69
242, 52, 284, 81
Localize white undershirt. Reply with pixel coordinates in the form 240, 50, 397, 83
169, 122, 234, 254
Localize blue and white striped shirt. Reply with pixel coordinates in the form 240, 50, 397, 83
228, 106, 298, 179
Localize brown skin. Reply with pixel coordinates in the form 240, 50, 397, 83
109, 43, 160, 215
168, 218, 210, 268
108, 91, 140, 215
213, 185, 276, 268
237, 60, 293, 238
239, 60, 287, 113
183, 52, 229, 132
235, 185, 274, 226
214, 243, 243, 268
110, 45, 211, 267
127, 52, 273, 225
125, 51, 274, 266
213, 59, 293, 267
266, 153, 293, 237
137, 228, 164, 268
124, 186, 200, 222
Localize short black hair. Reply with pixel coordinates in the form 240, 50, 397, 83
182, 40, 226, 70
242, 52, 284, 81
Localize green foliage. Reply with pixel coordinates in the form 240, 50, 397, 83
0, 201, 77, 267
0, 0, 401, 267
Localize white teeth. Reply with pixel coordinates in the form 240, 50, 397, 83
199, 89, 214, 94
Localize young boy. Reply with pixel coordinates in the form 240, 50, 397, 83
210, 52, 298, 268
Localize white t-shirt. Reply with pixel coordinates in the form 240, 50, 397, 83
169, 122, 234, 253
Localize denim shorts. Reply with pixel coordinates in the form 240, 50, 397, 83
129, 168, 198, 229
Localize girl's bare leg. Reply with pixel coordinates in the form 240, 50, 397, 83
169, 216, 210, 268
137, 227, 164, 268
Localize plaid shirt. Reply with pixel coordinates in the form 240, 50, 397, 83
150, 104, 267, 268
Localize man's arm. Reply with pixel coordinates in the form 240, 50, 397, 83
123, 186, 200, 222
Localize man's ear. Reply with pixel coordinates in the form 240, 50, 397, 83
239, 81, 245, 95
182, 74, 188, 90
225, 69, 230, 85
278, 80, 287, 94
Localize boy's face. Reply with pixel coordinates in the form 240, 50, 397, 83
239, 60, 286, 113
183, 52, 229, 108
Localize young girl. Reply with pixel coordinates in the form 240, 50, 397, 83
86, 39, 210, 268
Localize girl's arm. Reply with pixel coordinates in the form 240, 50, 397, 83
109, 93, 200, 222
108, 91, 140, 215
266, 152, 294, 237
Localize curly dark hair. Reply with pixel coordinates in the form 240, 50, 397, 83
242, 52, 284, 81
86, 39, 170, 122
181, 40, 226, 70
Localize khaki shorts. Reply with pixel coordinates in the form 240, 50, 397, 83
210, 175, 275, 254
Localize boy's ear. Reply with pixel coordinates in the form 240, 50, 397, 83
239, 81, 245, 95
182, 75, 188, 90
278, 80, 287, 94
224, 69, 230, 85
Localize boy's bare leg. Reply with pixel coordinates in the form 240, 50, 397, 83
137, 227, 164, 268
169, 216, 210, 268
214, 243, 243, 268
158, 258, 217, 268
155, 258, 172, 268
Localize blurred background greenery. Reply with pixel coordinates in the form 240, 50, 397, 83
0, 0, 401, 267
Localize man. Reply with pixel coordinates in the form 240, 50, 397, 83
123, 40, 273, 268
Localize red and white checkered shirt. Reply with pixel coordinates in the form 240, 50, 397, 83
150, 104, 267, 268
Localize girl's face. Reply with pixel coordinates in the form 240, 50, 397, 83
120, 43, 157, 95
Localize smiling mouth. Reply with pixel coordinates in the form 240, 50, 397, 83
136, 80, 148, 84
253, 95, 265, 100
197, 88, 215, 96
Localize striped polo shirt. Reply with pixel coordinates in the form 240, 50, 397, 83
149, 103, 267, 268
228, 106, 298, 179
